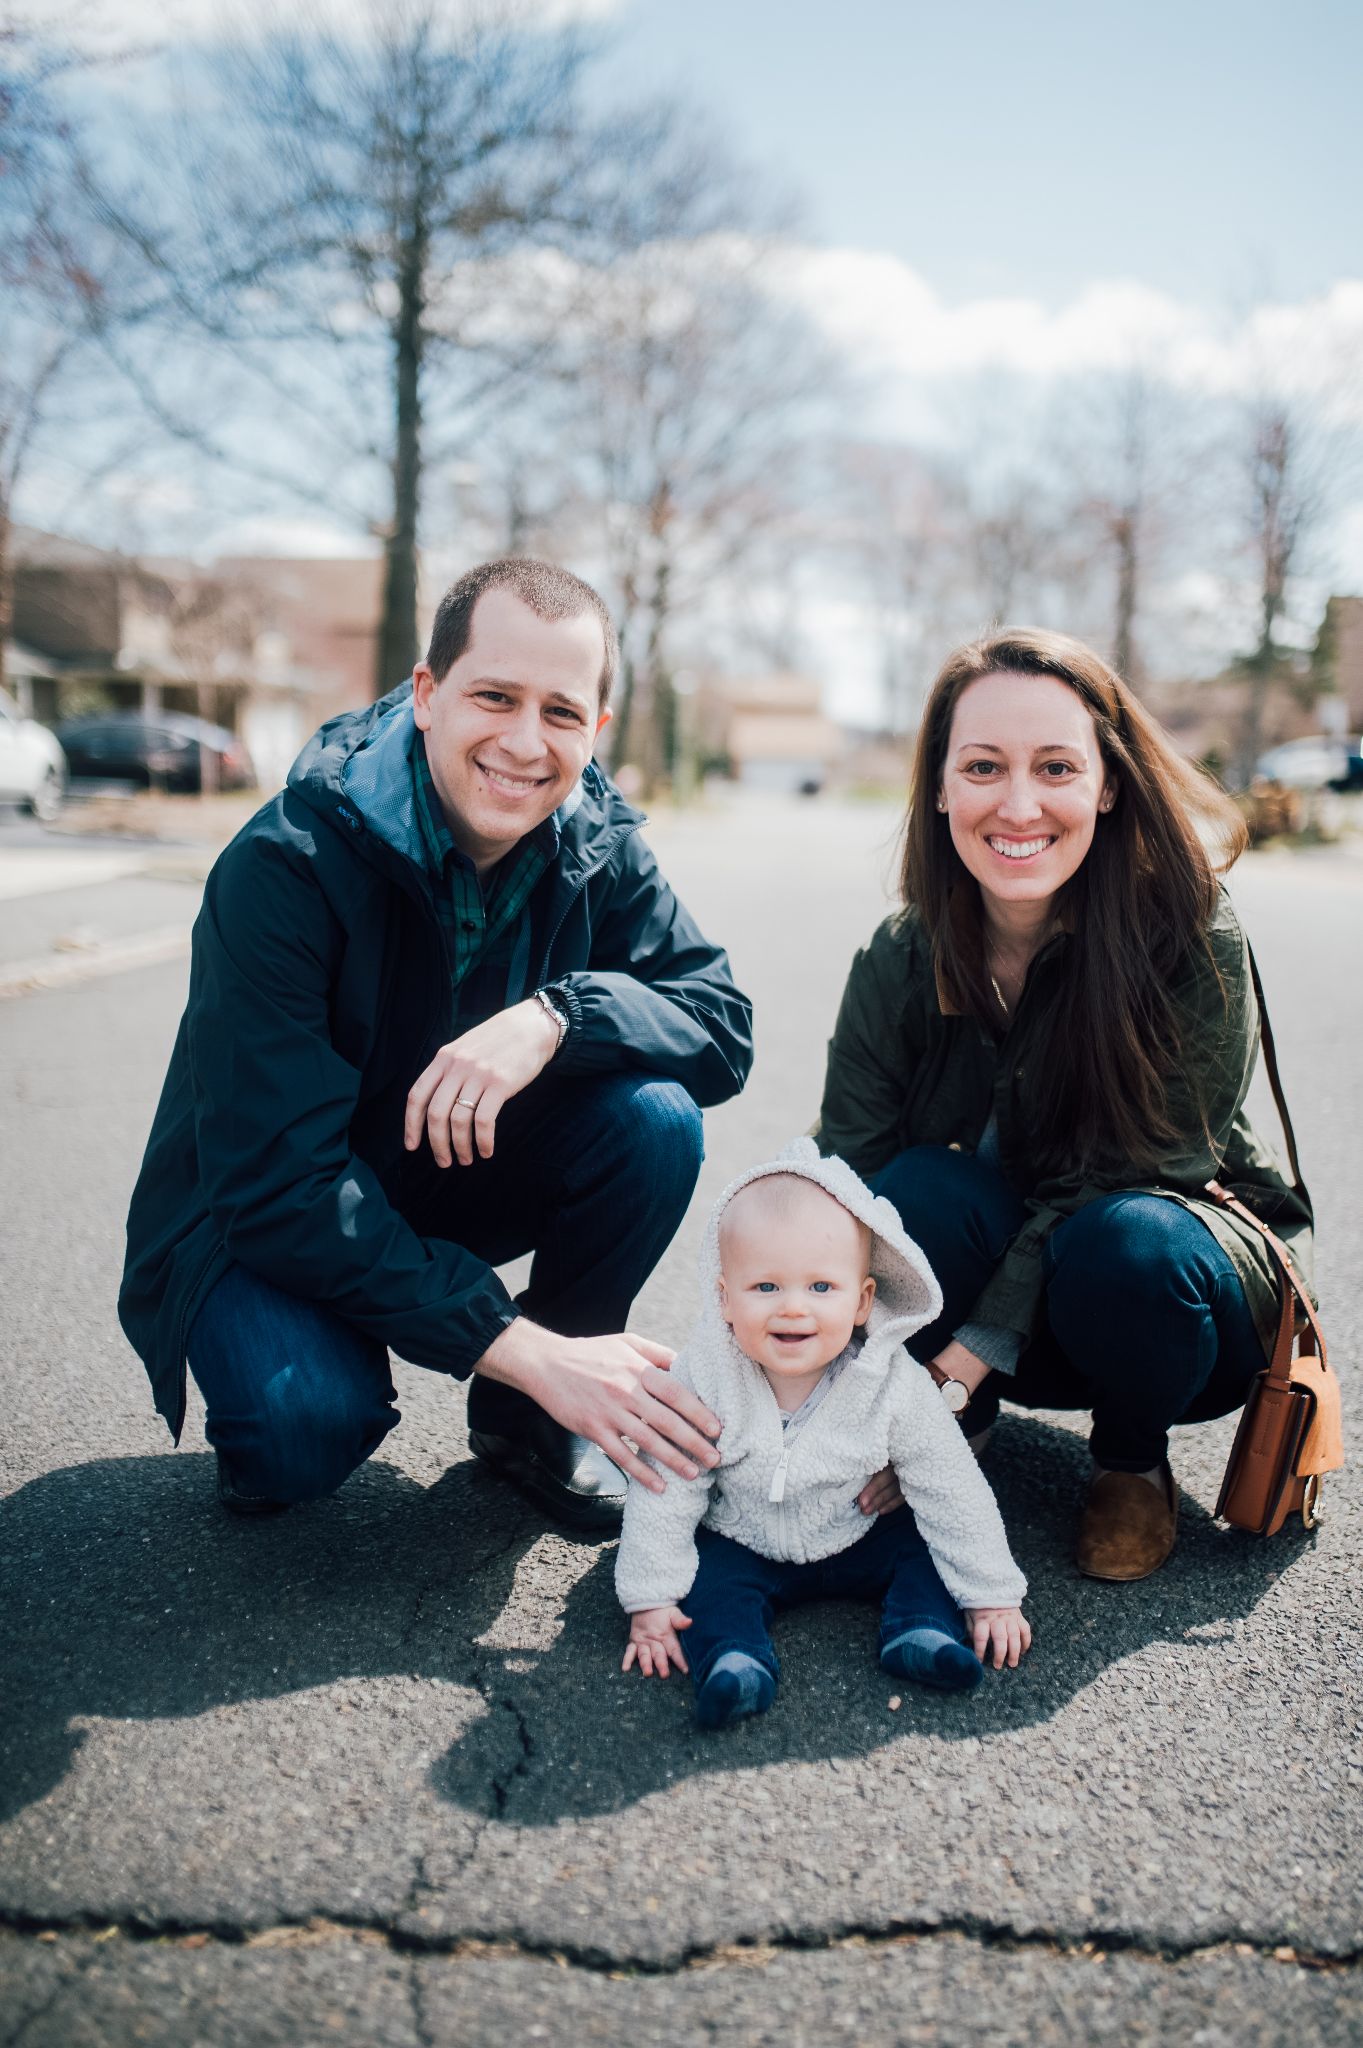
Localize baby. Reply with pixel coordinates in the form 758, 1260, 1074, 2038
616, 1138, 1030, 1728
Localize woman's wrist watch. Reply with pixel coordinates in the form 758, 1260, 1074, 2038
927, 1364, 972, 1413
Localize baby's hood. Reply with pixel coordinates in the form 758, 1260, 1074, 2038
698, 1135, 944, 1361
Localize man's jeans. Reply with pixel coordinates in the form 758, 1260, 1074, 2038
871, 1145, 1268, 1472
187, 1072, 704, 1505
682, 1514, 967, 1693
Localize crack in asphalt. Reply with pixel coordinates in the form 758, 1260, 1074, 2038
1, 1914, 1358, 1977
404, 1851, 433, 1922
487, 1692, 534, 1821
407, 1954, 435, 2048
407, 1669, 537, 1906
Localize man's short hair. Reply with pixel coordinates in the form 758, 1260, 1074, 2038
425, 558, 619, 705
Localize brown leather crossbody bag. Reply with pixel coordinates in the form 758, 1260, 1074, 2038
1208, 949, 1343, 1535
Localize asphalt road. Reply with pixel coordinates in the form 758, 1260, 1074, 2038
1, 797, 1360, 2046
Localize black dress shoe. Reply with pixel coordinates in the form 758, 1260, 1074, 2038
216, 1453, 289, 1518
468, 1414, 627, 1532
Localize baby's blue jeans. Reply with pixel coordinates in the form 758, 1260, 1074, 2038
683, 1514, 966, 1693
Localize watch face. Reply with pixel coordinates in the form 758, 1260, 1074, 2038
940, 1378, 970, 1414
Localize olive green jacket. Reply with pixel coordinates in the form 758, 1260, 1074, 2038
817, 888, 1313, 1359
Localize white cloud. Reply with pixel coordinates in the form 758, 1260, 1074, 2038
771, 245, 1363, 421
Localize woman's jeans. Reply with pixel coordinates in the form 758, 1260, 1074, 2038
684, 1515, 966, 1692
871, 1145, 1268, 1473
186, 1073, 704, 1505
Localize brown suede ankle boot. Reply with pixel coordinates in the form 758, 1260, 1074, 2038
1076, 1465, 1179, 1581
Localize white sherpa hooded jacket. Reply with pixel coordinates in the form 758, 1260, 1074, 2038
615, 1138, 1027, 1616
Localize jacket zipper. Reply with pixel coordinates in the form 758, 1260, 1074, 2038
764, 1352, 880, 1555
349, 793, 642, 1051
768, 1394, 820, 1549
536, 821, 641, 980
769, 1440, 790, 1554
769, 1442, 792, 1552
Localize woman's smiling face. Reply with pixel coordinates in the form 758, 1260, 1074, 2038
939, 670, 1116, 918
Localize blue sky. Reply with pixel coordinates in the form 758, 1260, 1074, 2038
605, 0, 1361, 309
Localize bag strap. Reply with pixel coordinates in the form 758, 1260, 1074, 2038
1205, 1179, 1326, 1381
1244, 942, 1304, 1193
1203, 939, 1323, 1384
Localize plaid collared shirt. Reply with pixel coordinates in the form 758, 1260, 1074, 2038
411, 735, 558, 990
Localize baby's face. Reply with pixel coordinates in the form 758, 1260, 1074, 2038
718, 1180, 875, 1386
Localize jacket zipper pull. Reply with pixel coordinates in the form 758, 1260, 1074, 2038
769, 1447, 790, 1504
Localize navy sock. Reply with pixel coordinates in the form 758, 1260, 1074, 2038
694, 1651, 776, 1729
881, 1626, 983, 1694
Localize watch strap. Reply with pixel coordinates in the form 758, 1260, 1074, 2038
533, 986, 569, 1052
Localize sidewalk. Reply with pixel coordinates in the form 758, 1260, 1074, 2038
0, 842, 210, 999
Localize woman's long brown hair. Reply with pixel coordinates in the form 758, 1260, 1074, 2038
901, 628, 1249, 1174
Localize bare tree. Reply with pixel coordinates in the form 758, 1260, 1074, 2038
834, 441, 968, 733
964, 476, 1054, 625
495, 126, 833, 785
0, 18, 131, 690
1232, 387, 1341, 782
1047, 363, 1218, 688
136, 0, 652, 696
1071, 369, 1159, 683
593, 261, 832, 782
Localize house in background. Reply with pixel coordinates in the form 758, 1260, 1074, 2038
8, 530, 126, 723
216, 553, 389, 713
694, 672, 844, 794
5, 528, 390, 789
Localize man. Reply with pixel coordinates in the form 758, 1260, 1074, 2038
119, 559, 753, 1528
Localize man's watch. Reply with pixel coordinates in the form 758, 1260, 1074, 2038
533, 986, 570, 1054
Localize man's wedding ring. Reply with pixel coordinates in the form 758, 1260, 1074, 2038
455, 1096, 479, 1109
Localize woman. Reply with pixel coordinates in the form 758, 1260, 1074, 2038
820, 628, 1313, 1581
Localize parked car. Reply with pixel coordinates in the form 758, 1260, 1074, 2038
53, 712, 256, 793
1255, 734, 1363, 792
0, 687, 67, 821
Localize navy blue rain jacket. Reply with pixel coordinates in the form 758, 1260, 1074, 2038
119, 682, 754, 1438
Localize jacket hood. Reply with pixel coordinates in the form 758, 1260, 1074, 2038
700, 1135, 944, 1365
284, 678, 633, 879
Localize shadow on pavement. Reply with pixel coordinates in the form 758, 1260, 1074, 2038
0, 1452, 543, 1827
1, 1418, 1312, 1834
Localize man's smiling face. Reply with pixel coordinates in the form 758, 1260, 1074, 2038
411, 587, 612, 872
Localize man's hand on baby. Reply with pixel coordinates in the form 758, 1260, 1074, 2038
622, 1607, 692, 1677
546, 1344, 723, 1492
966, 1606, 1031, 1669
476, 1320, 722, 1492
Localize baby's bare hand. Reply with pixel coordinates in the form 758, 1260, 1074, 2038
966, 1607, 1032, 1670
622, 1606, 692, 1677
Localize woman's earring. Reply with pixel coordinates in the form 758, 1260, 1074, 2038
935, 794, 947, 812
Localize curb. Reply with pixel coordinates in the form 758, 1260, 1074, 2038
0, 926, 194, 1000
